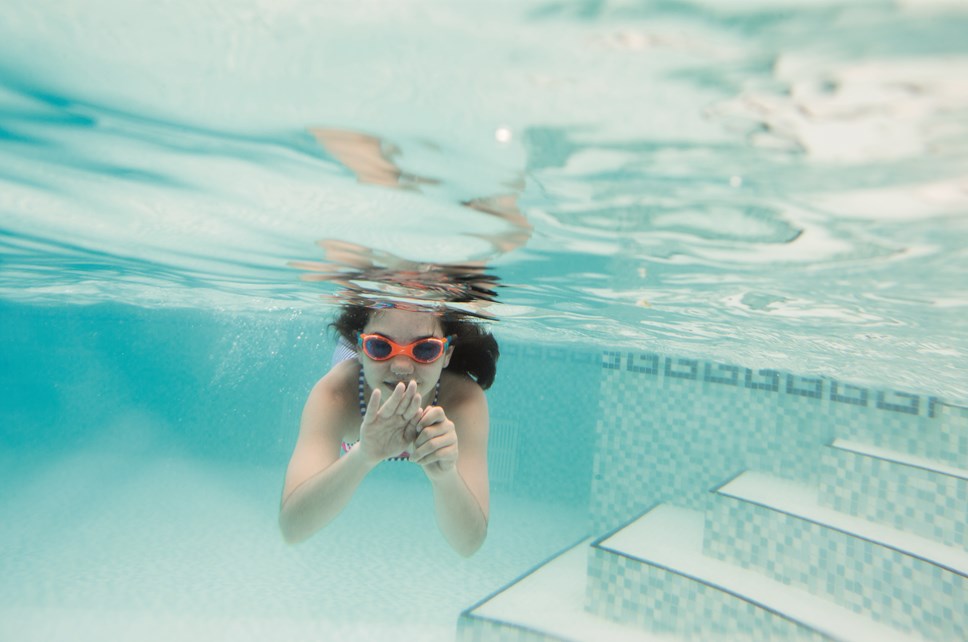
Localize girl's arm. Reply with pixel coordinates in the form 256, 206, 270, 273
411, 382, 490, 556
278, 372, 372, 544
279, 369, 420, 544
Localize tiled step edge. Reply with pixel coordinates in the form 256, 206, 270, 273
830, 439, 968, 481
819, 439, 968, 549
711, 471, 968, 639
458, 537, 666, 642
588, 504, 915, 642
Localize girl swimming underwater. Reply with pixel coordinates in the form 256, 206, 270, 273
279, 303, 498, 557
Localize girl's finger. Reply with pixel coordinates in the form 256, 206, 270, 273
412, 441, 456, 466
413, 427, 456, 457
418, 406, 445, 428
402, 390, 423, 423
403, 417, 423, 444
414, 421, 442, 448
397, 383, 419, 419
363, 388, 381, 424
378, 382, 407, 417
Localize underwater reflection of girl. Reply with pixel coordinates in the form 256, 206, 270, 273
279, 302, 499, 556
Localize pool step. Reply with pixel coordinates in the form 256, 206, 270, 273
819, 439, 968, 550
587, 504, 914, 642
708, 471, 968, 640
460, 428, 966, 640
457, 539, 664, 642
460, 488, 953, 641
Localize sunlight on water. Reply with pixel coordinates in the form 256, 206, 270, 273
1, 0, 967, 400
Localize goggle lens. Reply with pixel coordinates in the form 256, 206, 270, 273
358, 334, 450, 363
363, 336, 393, 360
412, 342, 439, 362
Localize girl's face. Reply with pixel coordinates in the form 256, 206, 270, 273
358, 308, 453, 401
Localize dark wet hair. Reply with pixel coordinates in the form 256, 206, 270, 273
331, 304, 499, 390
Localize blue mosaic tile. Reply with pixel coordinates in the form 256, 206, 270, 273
586, 545, 826, 640
830, 381, 869, 407
818, 447, 968, 550
704, 495, 968, 640
457, 615, 563, 642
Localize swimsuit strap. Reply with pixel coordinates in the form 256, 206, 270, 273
358, 367, 367, 416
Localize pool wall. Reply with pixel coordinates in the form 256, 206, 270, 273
458, 348, 967, 639
591, 350, 966, 531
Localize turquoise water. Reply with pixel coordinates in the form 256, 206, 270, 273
2, 1, 967, 640
1, 303, 595, 640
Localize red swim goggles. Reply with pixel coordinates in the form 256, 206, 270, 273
357, 333, 453, 364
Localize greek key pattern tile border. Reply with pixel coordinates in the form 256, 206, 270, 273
601, 351, 955, 420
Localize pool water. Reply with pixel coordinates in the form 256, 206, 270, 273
0, 303, 596, 641
2, 1, 967, 640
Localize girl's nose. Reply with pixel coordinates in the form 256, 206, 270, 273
389, 355, 414, 375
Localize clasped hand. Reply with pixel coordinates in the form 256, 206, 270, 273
359, 381, 458, 476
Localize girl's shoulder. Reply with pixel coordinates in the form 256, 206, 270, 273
305, 359, 361, 442
439, 368, 487, 409
311, 358, 360, 407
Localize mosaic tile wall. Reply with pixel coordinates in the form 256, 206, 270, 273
703, 494, 966, 640
585, 544, 826, 641
819, 446, 968, 550
485, 341, 601, 504
829, 394, 968, 468
590, 350, 966, 530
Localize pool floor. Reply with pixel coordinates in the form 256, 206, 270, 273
0, 438, 587, 642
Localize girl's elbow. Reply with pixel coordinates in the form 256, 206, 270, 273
280, 526, 306, 546
456, 542, 482, 558
458, 539, 485, 557
278, 509, 310, 545
454, 523, 488, 557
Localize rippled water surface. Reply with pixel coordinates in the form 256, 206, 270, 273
2, 0, 967, 399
